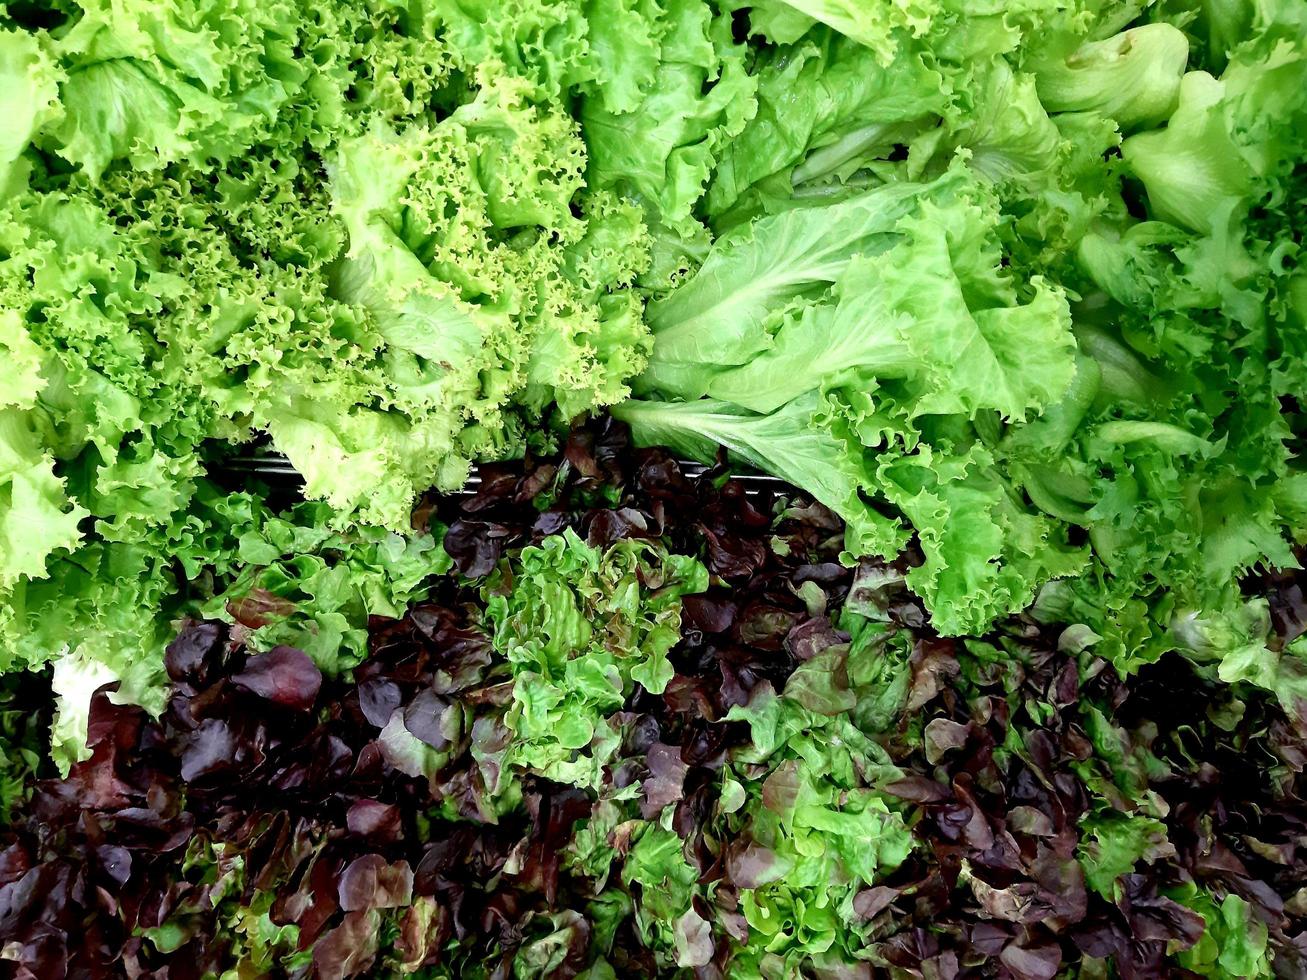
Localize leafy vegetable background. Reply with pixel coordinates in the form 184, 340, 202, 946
0, 0, 1305, 975
1, 422, 1303, 978
1, 0, 1305, 765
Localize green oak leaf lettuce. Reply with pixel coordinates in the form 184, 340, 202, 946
484, 529, 708, 789
201, 502, 452, 674
1169, 887, 1274, 978
718, 647, 913, 974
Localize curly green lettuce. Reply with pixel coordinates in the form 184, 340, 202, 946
0, 0, 664, 764
619, 171, 1086, 634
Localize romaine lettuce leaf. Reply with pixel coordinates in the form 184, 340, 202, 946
637, 174, 968, 399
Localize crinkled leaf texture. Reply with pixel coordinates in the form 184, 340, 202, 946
484, 529, 707, 789
621, 170, 1084, 633
0, 0, 665, 763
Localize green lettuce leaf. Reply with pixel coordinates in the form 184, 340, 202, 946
705, 191, 1076, 421
704, 27, 947, 223
879, 444, 1088, 635
1031, 23, 1190, 131
1167, 886, 1273, 979
637, 173, 968, 399
484, 529, 707, 789
614, 394, 907, 560
202, 502, 452, 674
0, 323, 88, 591
720, 668, 911, 973
1077, 811, 1175, 899
0, 29, 62, 193
41, 0, 307, 176
581, 0, 757, 229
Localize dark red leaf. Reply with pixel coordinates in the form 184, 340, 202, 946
1000, 942, 1062, 980
853, 886, 899, 919
313, 909, 381, 980
402, 689, 453, 750
443, 520, 511, 578
884, 776, 950, 804
682, 595, 737, 634
783, 617, 844, 662
178, 718, 242, 782
924, 719, 971, 764
357, 678, 403, 728
732, 603, 801, 651
230, 647, 321, 710
725, 840, 785, 890
641, 743, 689, 818
95, 845, 132, 886
338, 855, 414, 911
906, 638, 959, 712
165, 622, 225, 683
346, 800, 403, 844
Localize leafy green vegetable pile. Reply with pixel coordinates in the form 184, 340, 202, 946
1, 0, 659, 747
616, 0, 1307, 645
1, 0, 1306, 973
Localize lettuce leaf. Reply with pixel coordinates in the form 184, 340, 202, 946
580, 0, 757, 230
706, 194, 1076, 421
614, 394, 907, 559
484, 530, 707, 790
704, 26, 947, 224
621, 170, 1085, 632
637, 174, 968, 399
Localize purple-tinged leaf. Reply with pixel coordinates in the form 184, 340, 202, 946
346, 800, 403, 844
338, 855, 414, 911
230, 647, 321, 710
